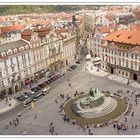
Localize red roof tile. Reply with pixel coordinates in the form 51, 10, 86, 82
130, 24, 140, 31
99, 26, 111, 33
104, 30, 140, 45
1, 24, 23, 33
21, 29, 32, 36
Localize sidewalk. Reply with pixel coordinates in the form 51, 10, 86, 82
86, 61, 140, 89
108, 74, 140, 88
0, 98, 17, 114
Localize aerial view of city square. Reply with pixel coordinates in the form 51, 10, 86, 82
0, 4, 140, 136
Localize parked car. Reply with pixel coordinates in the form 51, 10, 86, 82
23, 98, 32, 107
33, 91, 43, 101
38, 83, 46, 88
31, 86, 41, 92
67, 67, 73, 71
42, 86, 51, 95
70, 65, 77, 70
16, 94, 29, 102
23, 92, 34, 97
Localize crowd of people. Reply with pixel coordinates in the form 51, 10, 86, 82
5, 114, 21, 130
57, 86, 140, 135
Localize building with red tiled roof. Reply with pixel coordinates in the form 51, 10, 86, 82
21, 29, 32, 41
104, 30, 140, 45
1, 24, 23, 33
100, 29, 140, 83
99, 26, 112, 33
93, 26, 114, 58
37, 27, 51, 38
130, 24, 140, 31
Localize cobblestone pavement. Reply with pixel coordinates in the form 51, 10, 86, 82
0, 60, 140, 135
86, 61, 140, 89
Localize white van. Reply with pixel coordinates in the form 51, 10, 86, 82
42, 86, 51, 95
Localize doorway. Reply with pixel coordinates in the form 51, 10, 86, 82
133, 73, 137, 81
111, 67, 114, 74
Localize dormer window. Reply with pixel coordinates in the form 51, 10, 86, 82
128, 35, 132, 39
7, 49, 13, 55
25, 45, 29, 49
116, 34, 121, 37
1, 52, 6, 57
13, 48, 18, 53
19, 46, 25, 51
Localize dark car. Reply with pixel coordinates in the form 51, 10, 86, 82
33, 91, 43, 101
76, 60, 80, 64
70, 65, 77, 70
23, 92, 33, 97
16, 94, 29, 102
38, 83, 46, 88
31, 86, 41, 92
67, 67, 73, 71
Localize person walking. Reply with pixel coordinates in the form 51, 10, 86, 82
55, 99, 58, 103
34, 114, 37, 119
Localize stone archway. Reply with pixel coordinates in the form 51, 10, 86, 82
133, 73, 137, 81
15, 84, 19, 92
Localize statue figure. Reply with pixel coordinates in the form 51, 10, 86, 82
89, 88, 95, 98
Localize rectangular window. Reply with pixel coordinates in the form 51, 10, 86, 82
135, 63, 137, 69
7, 78, 10, 84
119, 59, 121, 65
126, 61, 128, 68
2, 81, 4, 87
131, 63, 133, 69
131, 54, 133, 59
16, 56, 19, 63
17, 64, 20, 70
0, 71, 2, 78
5, 68, 8, 75
119, 51, 121, 56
